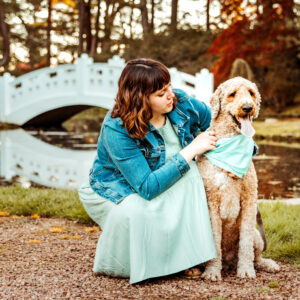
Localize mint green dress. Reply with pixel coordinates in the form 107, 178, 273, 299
78, 117, 216, 284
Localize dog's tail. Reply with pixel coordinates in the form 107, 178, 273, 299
256, 206, 267, 251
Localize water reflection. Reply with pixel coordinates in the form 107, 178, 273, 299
0, 129, 299, 199
254, 143, 300, 199
0, 129, 96, 189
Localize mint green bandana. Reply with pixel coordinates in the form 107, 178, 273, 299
204, 134, 255, 178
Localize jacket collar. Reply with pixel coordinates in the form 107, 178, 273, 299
146, 106, 190, 132
168, 106, 190, 128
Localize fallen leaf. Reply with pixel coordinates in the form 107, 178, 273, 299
71, 235, 81, 239
28, 240, 43, 244
0, 211, 10, 217
268, 281, 280, 288
50, 226, 63, 233
12, 215, 21, 219
31, 214, 40, 219
85, 226, 98, 233
59, 234, 70, 240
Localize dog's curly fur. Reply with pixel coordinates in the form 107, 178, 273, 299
197, 77, 280, 281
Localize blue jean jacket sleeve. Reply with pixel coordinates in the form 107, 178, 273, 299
195, 99, 211, 132
102, 124, 190, 200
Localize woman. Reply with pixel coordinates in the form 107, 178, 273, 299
78, 58, 217, 284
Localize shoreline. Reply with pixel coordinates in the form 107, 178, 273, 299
258, 198, 300, 205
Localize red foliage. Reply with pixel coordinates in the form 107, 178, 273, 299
207, 0, 298, 87
17, 59, 47, 73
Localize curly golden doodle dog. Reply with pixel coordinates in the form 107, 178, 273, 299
197, 77, 279, 281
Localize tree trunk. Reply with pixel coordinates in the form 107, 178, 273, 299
0, 0, 10, 67
46, 0, 52, 66
150, 0, 155, 32
84, 0, 92, 54
261, 0, 272, 15
206, 0, 210, 32
78, 0, 84, 56
171, 0, 178, 34
90, 0, 101, 57
129, 0, 134, 39
140, 0, 150, 38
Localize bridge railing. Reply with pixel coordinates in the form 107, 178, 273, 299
0, 54, 213, 125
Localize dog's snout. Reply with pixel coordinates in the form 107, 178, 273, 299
242, 104, 253, 113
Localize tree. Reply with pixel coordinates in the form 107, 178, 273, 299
207, 0, 300, 110
89, 0, 101, 57
171, 0, 178, 34
46, 0, 52, 66
0, 0, 10, 67
140, 0, 151, 38
206, 0, 210, 32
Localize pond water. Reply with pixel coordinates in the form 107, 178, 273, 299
0, 129, 299, 199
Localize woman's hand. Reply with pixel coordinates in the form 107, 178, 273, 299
179, 131, 217, 164
191, 131, 217, 155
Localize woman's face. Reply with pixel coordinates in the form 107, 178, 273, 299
148, 83, 175, 117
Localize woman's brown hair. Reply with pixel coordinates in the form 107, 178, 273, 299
111, 58, 175, 139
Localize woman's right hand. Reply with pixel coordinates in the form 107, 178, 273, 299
179, 131, 217, 164
191, 131, 217, 155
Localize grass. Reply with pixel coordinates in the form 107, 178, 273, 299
259, 202, 300, 268
0, 186, 93, 224
69, 107, 108, 121
0, 122, 19, 130
253, 119, 300, 138
280, 103, 300, 117
0, 186, 299, 267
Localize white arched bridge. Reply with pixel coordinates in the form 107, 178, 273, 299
0, 54, 213, 126
0, 55, 213, 189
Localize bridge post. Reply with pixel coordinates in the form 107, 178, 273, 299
195, 68, 214, 104
169, 67, 184, 88
76, 54, 93, 97
0, 72, 14, 123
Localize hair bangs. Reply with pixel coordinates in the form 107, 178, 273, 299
148, 66, 171, 94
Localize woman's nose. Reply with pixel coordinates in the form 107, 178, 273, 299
167, 88, 175, 99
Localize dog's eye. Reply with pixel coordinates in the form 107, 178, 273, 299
229, 92, 236, 97
249, 90, 254, 96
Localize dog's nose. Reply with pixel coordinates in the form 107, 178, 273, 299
242, 104, 253, 113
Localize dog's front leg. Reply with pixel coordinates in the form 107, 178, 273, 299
237, 174, 257, 278
202, 202, 222, 281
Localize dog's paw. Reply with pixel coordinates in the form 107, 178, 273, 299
201, 268, 222, 281
237, 265, 256, 279
255, 258, 280, 273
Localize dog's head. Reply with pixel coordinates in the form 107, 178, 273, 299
210, 77, 261, 132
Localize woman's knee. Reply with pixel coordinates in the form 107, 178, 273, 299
110, 199, 145, 224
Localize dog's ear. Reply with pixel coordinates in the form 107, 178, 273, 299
210, 85, 223, 120
253, 84, 261, 119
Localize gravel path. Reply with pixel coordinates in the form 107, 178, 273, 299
0, 216, 299, 300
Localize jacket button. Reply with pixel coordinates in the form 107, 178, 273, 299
184, 141, 188, 145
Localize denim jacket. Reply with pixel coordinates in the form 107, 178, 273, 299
89, 89, 211, 204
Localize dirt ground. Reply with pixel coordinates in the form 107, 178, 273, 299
0, 216, 299, 300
